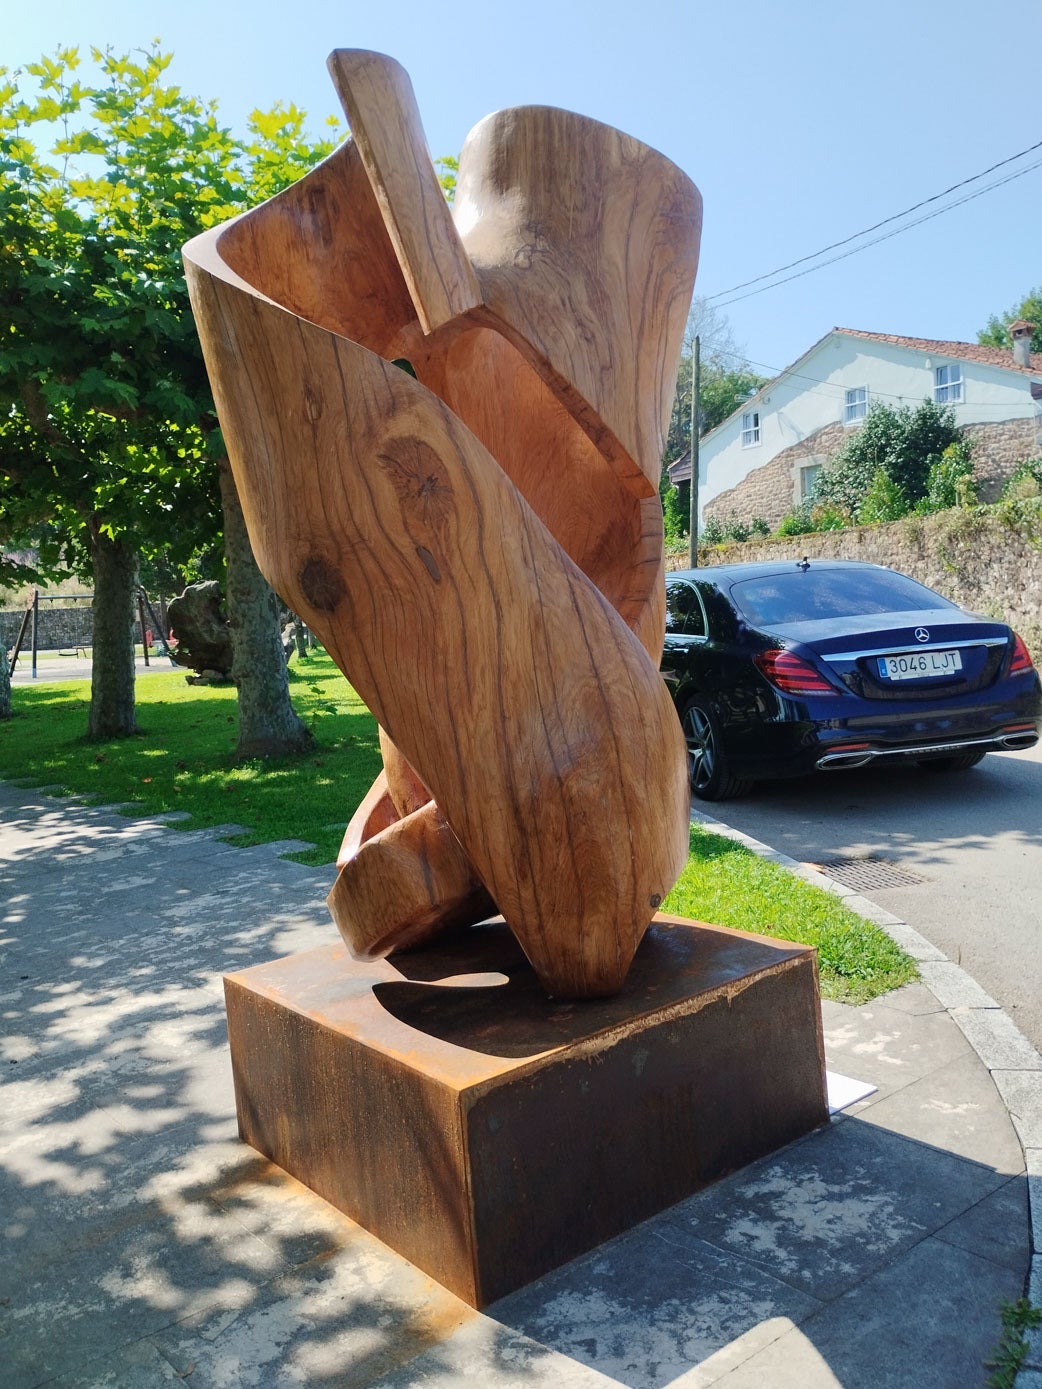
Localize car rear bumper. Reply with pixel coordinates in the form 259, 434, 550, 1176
722, 685, 1042, 781
815, 727, 1038, 770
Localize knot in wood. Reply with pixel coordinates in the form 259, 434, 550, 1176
299, 556, 346, 613
379, 437, 454, 529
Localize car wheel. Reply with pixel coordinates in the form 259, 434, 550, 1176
917, 750, 987, 772
680, 698, 751, 801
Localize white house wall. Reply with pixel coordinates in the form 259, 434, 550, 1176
699, 333, 1039, 520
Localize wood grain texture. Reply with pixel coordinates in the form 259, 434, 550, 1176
456, 105, 702, 495
326, 49, 482, 334
183, 53, 701, 997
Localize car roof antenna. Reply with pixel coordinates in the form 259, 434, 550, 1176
797, 555, 810, 572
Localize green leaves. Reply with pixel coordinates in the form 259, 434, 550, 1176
978, 286, 1042, 355
816, 400, 964, 523
1, 42, 342, 581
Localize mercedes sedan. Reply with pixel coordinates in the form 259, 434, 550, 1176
661, 560, 1042, 800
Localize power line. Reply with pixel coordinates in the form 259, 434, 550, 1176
711, 157, 1042, 309
706, 137, 1042, 305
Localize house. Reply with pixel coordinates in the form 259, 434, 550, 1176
669, 324, 1042, 527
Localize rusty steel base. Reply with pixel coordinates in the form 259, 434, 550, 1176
223, 915, 828, 1308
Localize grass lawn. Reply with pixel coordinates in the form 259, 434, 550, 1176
2, 651, 915, 1002
2, 653, 381, 868
663, 825, 916, 1004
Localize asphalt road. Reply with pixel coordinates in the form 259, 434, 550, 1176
9, 652, 173, 683
702, 744, 1042, 1052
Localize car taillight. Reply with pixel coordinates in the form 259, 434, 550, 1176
754, 649, 839, 696
1010, 634, 1036, 674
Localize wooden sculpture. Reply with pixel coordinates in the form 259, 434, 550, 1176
184, 50, 702, 998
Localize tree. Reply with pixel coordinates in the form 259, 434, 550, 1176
662, 300, 767, 531
816, 400, 963, 521
978, 287, 1042, 355
0, 45, 338, 750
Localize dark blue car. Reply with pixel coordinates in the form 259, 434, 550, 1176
661, 559, 1041, 800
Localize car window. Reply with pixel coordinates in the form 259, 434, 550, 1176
665, 580, 707, 637
693, 580, 733, 641
729, 569, 957, 626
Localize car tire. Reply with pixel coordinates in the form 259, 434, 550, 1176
917, 750, 987, 772
680, 698, 751, 801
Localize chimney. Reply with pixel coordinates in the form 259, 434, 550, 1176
1009, 319, 1035, 368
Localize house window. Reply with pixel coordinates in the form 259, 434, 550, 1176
844, 386, 868, 423
934, 364, 963, 404
741, 411, 760, 447
800, 463, 822, 499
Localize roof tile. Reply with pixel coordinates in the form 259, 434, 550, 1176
835, 327, 1042, 375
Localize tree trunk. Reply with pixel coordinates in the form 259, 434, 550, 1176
218, 457, 314, 759
0, 644, 11, 720
88, 525, 138, 740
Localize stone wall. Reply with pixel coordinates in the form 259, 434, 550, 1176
963, 417, 1041, 501
672, 499, 1042, 660
705, 422, 847, 529
1, 607, 171, 653
1, 606, 94, 651
705, 415, 1042, 527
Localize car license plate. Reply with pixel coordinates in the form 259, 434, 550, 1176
878, 649, 963, 680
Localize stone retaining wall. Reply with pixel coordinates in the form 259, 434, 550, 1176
0, 607, 169, 652
1, 606, 95, 652
672, 500, 1042, 660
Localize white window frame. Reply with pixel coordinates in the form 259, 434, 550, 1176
799, 462, 823, 499
844, 386, 868, 424
741, 410, 760, 448
934, 363, 963, 404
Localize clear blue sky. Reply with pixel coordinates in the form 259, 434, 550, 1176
8, 0, 1042, 377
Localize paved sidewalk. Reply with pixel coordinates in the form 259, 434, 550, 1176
0, 782, 1037, 1387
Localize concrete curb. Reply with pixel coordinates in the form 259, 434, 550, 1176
690, 805, 1042, 1377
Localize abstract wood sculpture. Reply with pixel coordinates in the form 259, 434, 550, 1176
184, 50, 702, 998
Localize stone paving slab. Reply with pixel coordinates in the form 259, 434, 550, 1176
491, 1220, 824, 1388
659, 1117, 1012, 1301
0, 784, 1034, 1388
851, 1049, 1028, 1170
932, 1174, 1031, 1274
708, 1236, 1024, 1389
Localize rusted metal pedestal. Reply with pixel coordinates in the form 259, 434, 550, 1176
224, 915, 828, 1308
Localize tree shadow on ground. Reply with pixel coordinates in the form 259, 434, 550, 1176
0, 787, 1030, 1388
0, 790, 476, 1388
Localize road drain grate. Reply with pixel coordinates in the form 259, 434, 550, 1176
813, 857, 928, 891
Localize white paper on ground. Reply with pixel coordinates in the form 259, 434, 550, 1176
825, 1069, 877, 1114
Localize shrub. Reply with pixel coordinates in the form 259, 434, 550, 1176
817, 403, 908, 514
721, 513, 751, 543
661, 484, 689, 541
750, 516, 771, 537
1001, 458, 1042, 501
810, 501, 849, 531
817, 399, 963, 515
700, 515, 724, 545
776, 500, 815, 536
857, 467, 909, 524
916, 441, 977, 513
896, 399, 961, 500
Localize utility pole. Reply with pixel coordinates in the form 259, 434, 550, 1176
687, 334, 701, 567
